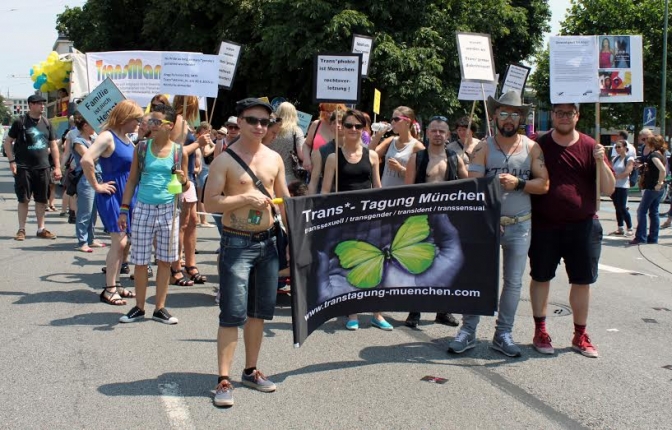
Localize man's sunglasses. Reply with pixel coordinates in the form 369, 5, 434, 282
242, 116, 272, 127
428, 115, 448, 123
147, 118, 172, 126
226, 124, 240, 130
498, 112, 522, 120
343, 123, 364, 130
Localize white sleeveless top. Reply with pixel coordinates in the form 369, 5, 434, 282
381, 138, 416, 187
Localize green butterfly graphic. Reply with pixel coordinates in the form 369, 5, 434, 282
334, 215, 437, 289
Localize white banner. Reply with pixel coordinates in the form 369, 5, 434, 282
70, 50, 89, 100
218, 41, 242, 90
159, 52, 219, 97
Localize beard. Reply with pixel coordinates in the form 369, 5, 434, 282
553, 123, 574, 136
497, 122, 517, 138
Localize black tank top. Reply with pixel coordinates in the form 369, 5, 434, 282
337, 146, 372, 191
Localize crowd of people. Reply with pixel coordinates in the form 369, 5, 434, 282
4, 89, 671, 408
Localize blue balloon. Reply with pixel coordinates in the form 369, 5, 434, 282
29, 68, 34, 76
33, 81, 41, 90
36, 74, 47, 86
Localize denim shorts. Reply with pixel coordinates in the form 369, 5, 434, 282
218, 230, 279, 327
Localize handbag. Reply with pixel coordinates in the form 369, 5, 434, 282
290, 133, 309, 182
65, 169, 83, 196
225, 149, 289, 270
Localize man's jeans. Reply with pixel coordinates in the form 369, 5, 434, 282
75, 176, 97, 246
635, 189, 664, 243
462, 219, 531, 335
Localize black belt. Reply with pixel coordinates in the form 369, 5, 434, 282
221, 226, 277, 241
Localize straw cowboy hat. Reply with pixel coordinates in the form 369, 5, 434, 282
487, 91, 533, 118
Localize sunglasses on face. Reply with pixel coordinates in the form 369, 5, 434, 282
391, 116, 410, 123
147, 118, 172, 126
553, 110, 577, 119
498, 112, 522, 120
343, 123, 364, 130
226, 125, 240, 130
242, 116, 271, 127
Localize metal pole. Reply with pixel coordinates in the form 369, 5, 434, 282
662, 0, 669, 137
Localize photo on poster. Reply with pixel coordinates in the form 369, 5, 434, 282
599, 70, 632, 97
598, 36, 631, 69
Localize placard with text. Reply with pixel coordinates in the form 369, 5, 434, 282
313, 53, 362, 104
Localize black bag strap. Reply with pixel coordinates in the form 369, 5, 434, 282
225, 148, 279, 217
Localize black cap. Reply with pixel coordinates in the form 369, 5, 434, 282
235, 98, 273, 116
27, 94, 46, 103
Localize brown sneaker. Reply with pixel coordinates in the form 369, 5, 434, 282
14, 229, 26, 241
36, 229, 57, 239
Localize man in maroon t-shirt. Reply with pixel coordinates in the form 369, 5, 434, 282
529, 103, 615, 358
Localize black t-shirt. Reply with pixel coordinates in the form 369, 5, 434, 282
7, 115, 55, 169
643, 152, 665, 190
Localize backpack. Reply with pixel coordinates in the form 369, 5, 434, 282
18, 114, 52, 147
414, 147, 459, 184
136, 139, 184, 209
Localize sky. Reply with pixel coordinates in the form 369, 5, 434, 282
0, 0, 571, 100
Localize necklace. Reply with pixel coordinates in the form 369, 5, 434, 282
493, 135, 520, 167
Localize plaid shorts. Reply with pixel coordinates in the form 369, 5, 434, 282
130, 201, 179, 265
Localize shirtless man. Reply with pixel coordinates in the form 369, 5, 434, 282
403, 116, 467, 328
204, 98, 290, 407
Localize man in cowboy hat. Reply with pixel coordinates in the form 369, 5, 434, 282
448, 91, 550, 357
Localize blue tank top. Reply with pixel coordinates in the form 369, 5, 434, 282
98, 131, 134, 181
138, 141, 176, 205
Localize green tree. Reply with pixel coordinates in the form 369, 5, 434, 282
57, 0, 551, 123
530, 0, 669, 135
0, 95, 12, 126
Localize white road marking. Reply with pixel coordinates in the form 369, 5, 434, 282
158, 382, 196, 430
598, 263, 656, 277
606, 329, 619, 332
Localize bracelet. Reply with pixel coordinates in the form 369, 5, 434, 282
515, 178, 527, 191
119, 207, 129, 216
8, 159, 15, 164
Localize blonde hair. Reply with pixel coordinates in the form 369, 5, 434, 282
277, 102, 299, 137
102, 100, 143, 130
394, 106, 418, 138
173, 95, 200, 124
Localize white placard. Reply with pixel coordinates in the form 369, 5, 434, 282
160, 53, 219, 97
313, 53, 362, 103
501, 64, 531, 96
455, 32, 496, 82
218, 41, 242, 90
550, 36, 600, 104
458, 74, 499, 101
351, 35, 374, 77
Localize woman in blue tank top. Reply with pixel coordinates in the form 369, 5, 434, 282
81, 100, 143, 306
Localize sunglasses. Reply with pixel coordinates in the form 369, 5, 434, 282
226, 124, 240, 130
270, 117, 283, 125
498, 112, 522, 120
343, 123, 364, 130
147, 118, 172, 126
615, 145, 623, 149
242, 116, 272, 127
391, 116, 410, 123
429, 115, 448, 123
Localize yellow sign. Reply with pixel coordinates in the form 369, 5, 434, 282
258, 97, 270, 104
373, 89, 381, 115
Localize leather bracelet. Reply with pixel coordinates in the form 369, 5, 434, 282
8, 159, 15, 164
515, 178, 527, 191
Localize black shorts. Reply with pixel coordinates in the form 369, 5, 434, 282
529, 219, 603, 285
14, 167, 50, 204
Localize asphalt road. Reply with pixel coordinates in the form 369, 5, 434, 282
0, 161, 670, 430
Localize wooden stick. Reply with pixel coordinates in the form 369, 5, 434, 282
209, 97, 217, 125
466, 100, 477, 146
335, 105, 339, 192
169, 97, 188, 257
595, 102, 601, 211
481, 84, 492, 137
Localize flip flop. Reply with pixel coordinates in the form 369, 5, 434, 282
75, 246, 93, 253
89, 242, 107, 248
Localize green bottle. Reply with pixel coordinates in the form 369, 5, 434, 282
167, 168, 182, 195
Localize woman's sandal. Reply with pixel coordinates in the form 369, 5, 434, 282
185, 266, 207, 284
99, 287, 127, 306
116, 286, 136, 298
171, 268, 194, 286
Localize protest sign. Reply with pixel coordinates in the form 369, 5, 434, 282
500, 64, 531, 97
313, 53, 362, 103
296, 110, 313, 135
458, 75, 499, 101
285, 177, 502, 346
455, 32, 496, 82
86, 50, 163, 107
352, 34, 374, 77
160, 52, 219, 97
550, 35, 644, 104
77, 78, 126, 133
218, 41, 242, 90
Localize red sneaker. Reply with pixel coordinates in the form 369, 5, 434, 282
572, 332, 599, 358
533, 330, 554, 354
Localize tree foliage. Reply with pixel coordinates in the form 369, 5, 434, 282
57, 0, 550, 123
0, 95, 12, 126
530, 0, 670, 134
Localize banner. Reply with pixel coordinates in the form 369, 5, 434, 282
218, 41, 242, 90
500, 64, 531, 97
313, 53, 362, 104
455, 32, 496, 83
285, 178, 502, 346
70, 50, 89, 100
550, 35, 644, 104
86, 51, 164, 108
159, 53, 219, 97
351, 34, 374, 77
77, 78, 127, 133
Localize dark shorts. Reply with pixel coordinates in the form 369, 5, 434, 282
218, 228, 279, 327
529, 219, 603, 285
14, 167, 50, 204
